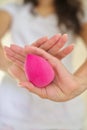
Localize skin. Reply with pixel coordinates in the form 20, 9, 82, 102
4, 45, 87, 102
36, 0, 55, 16
38, 0, 54, 5
4, 35, 74, 81
0, 2, 73, 73
0, 11, 72, 73
0, 0, 87, 101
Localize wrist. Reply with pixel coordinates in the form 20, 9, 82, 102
74, 73, 87, 93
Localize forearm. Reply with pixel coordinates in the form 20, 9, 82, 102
74, 60, 87, 91
0, 43, 11, 72
0, 11, 12, 72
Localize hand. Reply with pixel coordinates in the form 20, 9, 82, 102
18, 46, 84, 102
4, 35, 82, 102
4, 34, 74, 70
4, 34, 73, 81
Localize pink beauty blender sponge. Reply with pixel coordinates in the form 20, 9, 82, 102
24, 54, 55, 88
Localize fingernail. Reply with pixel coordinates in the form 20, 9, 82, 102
54, 33, 61, 37
63, 34, 68, 37
42, 36, 48, 39
18, 82, 24, 87
51, 34, 61, 40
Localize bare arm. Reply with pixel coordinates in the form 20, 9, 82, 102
0, 11, 12, 72
17, 46, 87, 101
74, 23, 87, 92
80, 23, 87, 47
74, 61, 87, 94
69, 23, 87, 94
18, 23, 87, 100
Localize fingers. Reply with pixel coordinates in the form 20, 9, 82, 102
40, 34, 61, 51
5, 53, 15, 62
14, 60, 24, 69
10, 44, 26, 57
5, 37, 48, 62
24, 46, 72, 78
4, 46, 25, 63
32, 36, 48, 47
25, 35, 61, 55
4, 46, 24, 69
57, 44, 74, 60
48, 34, 68, 55
25, 34, 73, 62
4, 46, 16, 61
24, 46, 58, 68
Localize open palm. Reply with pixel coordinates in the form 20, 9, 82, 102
4, 34, 81, 102
18, 46, 82, 102
5, 35, 72, 77
5, 34, 73, 73
5, 46, 81, 102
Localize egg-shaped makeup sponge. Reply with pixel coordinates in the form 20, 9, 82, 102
24, 54, 55, 88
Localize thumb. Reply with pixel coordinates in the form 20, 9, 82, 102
24, 46, 69, 74
24, 46, 72, 81
19, 81, 46, 98
24, 46, 57, 67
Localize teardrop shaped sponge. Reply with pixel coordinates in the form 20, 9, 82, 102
24, 54, 55, 88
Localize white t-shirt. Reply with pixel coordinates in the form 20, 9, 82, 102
0, 3, 86, 130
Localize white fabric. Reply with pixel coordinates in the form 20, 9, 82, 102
0, 3, 86, 130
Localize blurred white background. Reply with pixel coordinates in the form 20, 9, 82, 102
0, 0, 87, 129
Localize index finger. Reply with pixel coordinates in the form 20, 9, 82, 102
24, 46, 58, 68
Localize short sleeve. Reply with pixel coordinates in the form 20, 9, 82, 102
0, 3, 21, 18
